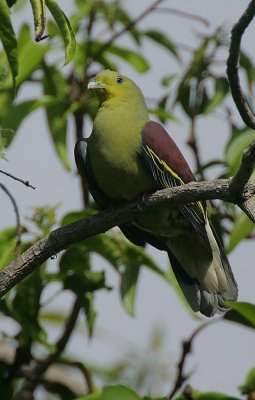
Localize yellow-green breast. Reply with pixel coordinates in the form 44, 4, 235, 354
88, 101, 156, 201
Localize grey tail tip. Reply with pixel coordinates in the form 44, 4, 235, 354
168, 252, 238, 318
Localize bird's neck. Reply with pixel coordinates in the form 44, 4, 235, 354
88, 99, 152, 200
93, 98, 149, 146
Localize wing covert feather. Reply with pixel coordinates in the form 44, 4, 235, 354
141, 121, 208, 238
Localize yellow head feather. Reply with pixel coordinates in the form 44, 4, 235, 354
88, 70, 146, 106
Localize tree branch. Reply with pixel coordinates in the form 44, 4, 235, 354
168, 319, 219, 399
1, 150, 255, 298
154, 8, 209, 27
227, 0, 255, 129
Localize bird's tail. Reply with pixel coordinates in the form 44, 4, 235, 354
166, 220, 238, 317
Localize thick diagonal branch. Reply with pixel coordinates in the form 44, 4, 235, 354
1, 173, 255, 299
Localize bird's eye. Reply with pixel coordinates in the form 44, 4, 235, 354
116, 77, 124, 84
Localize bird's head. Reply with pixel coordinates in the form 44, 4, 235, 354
88, 70, 145, 105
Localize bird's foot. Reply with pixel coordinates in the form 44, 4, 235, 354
137, 193, 149, 211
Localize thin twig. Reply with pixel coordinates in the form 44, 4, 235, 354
0, 169, 36, 189
57, 360, 94, 393
154, 8, 209, 27
227, 0, 255, 129
168, 319, 219, 399
53, 297, 81, 358
87, 0, 166, 68
0, 183, 21, 247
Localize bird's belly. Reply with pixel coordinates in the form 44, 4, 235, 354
90, 147, 155, 201
135, 207, 191, 238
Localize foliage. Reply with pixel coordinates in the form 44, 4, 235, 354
0, 1, 255, 399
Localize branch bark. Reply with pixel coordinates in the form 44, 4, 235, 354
1, 171, 255, 298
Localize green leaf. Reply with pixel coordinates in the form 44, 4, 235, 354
61, 208, 97, 226
119, 243, 167, 315
161, 73, 176, 87
0, 0, 18, 88
142, 398, 167, 400
101, 385, 139, 400
116, 8, 141, 45
174, 391, 238, 400
43, 64, 70, 169
150, 106, 176, 123
120, 261, 140, 315
0, 238, 16, 270
96, 53, 118, 72
106, 44, 149, 73
144, 30, 179, 59
45, 0, 76, 65
204, 77, 229, 114
76, 393, 100, 400
83, 235, 123, 270
30, 204, 58, 235
224, 301, 255, 329
0, 226, 27, 269
240, 51, 255, 88
150, 94, 177, 123
0, 226, 17, 242
225, 127, 255, 176
125, 245, 166, 280
0, 96, 58, 146
227, 212, 254, 253
239, 366, 255, 395
1, 24, 48, 90
7, 270, 48, 346
196, 393, 239, 400
29, 0, 46, 41
60, 244, 106, 297
82, 292, 96, 337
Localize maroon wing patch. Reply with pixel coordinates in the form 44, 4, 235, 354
141, 120, 207, 234
142, 121, 194, 184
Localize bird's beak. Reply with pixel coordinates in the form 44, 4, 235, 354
88, 81, 107, 90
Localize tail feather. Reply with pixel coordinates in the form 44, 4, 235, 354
169, 252, 218, 317
212, 226, 238, 302
167, 219, 238, 317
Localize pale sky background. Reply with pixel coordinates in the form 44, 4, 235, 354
1, 0, 255, 397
